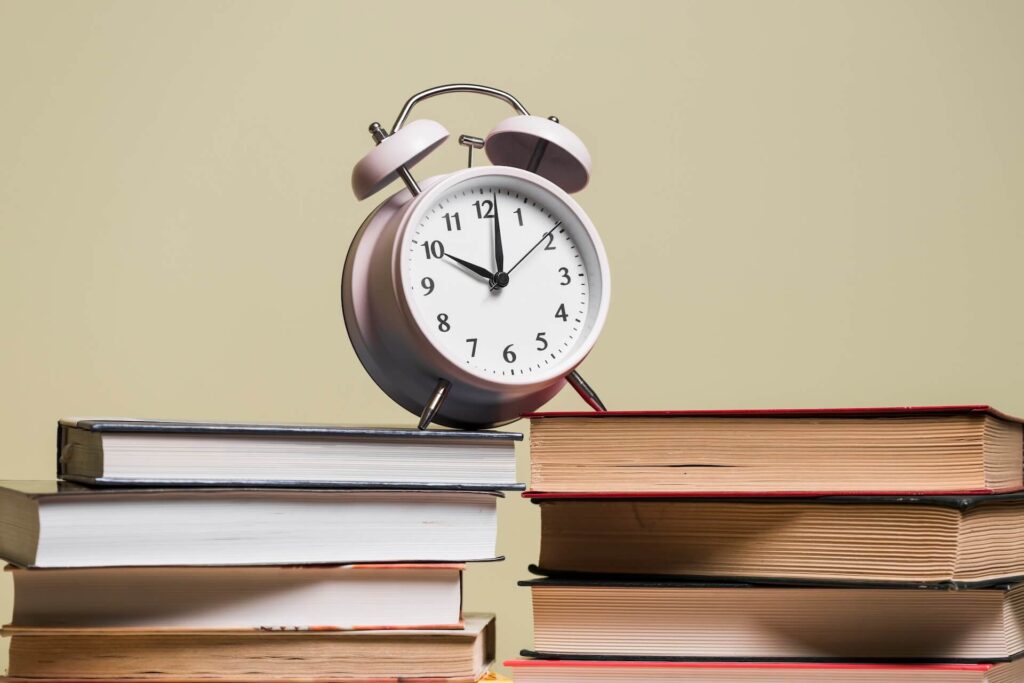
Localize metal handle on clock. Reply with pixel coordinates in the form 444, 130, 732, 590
391, 84, 530, 133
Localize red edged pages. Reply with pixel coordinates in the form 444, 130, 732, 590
505, 659, 1023, 682
525, 405, 1024, 497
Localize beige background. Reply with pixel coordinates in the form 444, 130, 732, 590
1, 0, 1023, 674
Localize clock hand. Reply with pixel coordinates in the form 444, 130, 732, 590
492, 192, 505, 273
491, 221, 563, 290
444, 252, 495, 282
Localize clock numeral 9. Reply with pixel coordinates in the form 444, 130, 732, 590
465, 338, 477, 357
442, 212, 462, 231
555, 304, 568, 321
559, 267, 571, 285
535, 332, 548, 351
437, 313, 450, 332
473, 199, 495, 220
503, 344, 517, 363
421, 277, 435, 296
421, 240, 445, 259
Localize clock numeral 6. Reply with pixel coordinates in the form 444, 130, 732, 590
437, 313, 451, 332
465, 338, 478, 357
535, 332, 548, 351
559, 267, 571, 285
503, 344, 517, 363
421, 240, 445, 259
555, 304, 568, 321
421, 277, 435, 296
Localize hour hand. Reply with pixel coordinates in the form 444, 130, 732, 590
444, 252, 495, 282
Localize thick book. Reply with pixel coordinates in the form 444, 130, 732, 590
523, 579, 1024, 662
7, 564, 463, 630
0, 481, 500, 568
3, 614, 494, 681
527, 406, 1024, 495
505, 659, 1024, 682
58, 418, 522, 489
534, 492, 1024, 586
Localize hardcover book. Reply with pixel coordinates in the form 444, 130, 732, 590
533, 492, 1024, 586
58, 418, 522, 490
505, 659, 1024, 682
523, 579, 1024, 661
0, 481, 501, 568
527, 406, 1024, 495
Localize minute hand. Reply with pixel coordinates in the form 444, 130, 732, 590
493, 221, 563, 290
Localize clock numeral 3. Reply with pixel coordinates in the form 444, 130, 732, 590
503, 344, 517, 363
559, 267, 571, 285
555, 304, 568, 322
473, 200, 495, 220
421, 277, 435, 296
422, 241, 445, 259
442, 212, 462, 231
535, 332, 548, 351
465, 337, 478, 357
437, 313, 451, 332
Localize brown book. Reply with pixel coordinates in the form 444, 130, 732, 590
3, 614, 494, 681
505, 659, 1024, 682
527, 406, 1024, 495
525, 579, 1024, 661
536, 493, 1024, 586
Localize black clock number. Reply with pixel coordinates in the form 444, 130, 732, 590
544, 232, 556, 251
535, 332, 548, 350
473, 199, 495, 220
559, 267, 571, 285
442, 212, 462, 231
437, 313, 450, 332
465, 338, 477, 357
555, 303, 568, 321
421, 277, 435, 295
503, 344, 517, 363
422, 240, 445, 259
513, 208, 524, 226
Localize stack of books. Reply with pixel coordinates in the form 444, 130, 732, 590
507, 405, 1024, 682
0, 418, 522, 682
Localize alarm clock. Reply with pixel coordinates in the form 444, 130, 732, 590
342, 84, 610, 430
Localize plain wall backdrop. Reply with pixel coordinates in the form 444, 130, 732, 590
2, 0, 1023, 674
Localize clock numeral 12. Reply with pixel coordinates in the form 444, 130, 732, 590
473, 200, 495, 220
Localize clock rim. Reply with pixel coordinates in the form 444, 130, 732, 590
391, 165, 610, 389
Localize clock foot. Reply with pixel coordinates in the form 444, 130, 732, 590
567, 370, 607, 412
418, 378, 453, 430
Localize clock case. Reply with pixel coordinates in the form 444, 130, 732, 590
342, 84, 609, 429
344, 166, 608, 429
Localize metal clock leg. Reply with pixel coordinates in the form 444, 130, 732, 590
567, 371, 607, 412
418, 378, 452, 430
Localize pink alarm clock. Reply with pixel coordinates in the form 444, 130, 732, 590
342, 84, 610, 430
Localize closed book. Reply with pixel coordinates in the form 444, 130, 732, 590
533, 492, 1024, 586
7, 564, 463, 630
4, 614, 495, 681
527, 406, 1023, 495
523, 579, 1024, 662
58, 418, 521, 490
505, 659, 1024, 682
0, 481, 500, 568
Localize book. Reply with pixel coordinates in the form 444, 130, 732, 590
504, 659, 1024, 682
533, 492, 1024, 586
3, 613, 495, 681
0, 481, 500, 568
58, 418, 522, 489
523, 579, 1024, 661
527, 406, 1023, 495
8, 564, 463, 630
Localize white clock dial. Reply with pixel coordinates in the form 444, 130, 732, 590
399, 173, 604, 384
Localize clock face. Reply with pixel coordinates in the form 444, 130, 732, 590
398, 172, 607, 384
